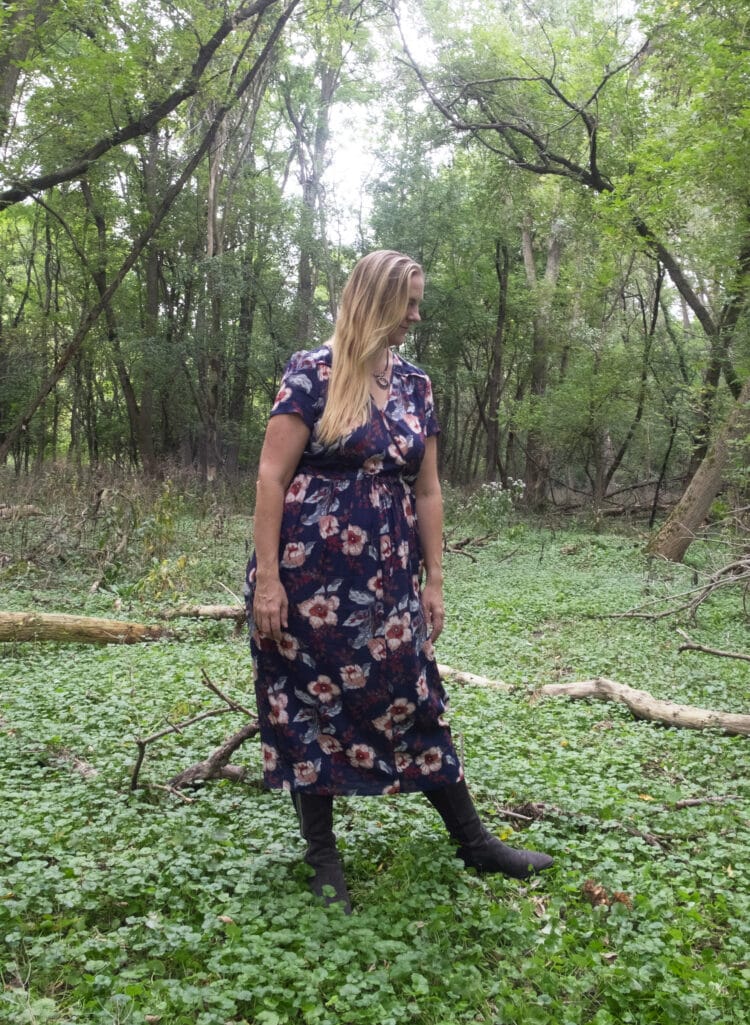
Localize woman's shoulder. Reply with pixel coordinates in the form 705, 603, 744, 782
286, 344, 332, 372
392, 352, 429, 380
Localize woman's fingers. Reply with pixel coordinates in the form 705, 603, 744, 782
254, 582, 289, 642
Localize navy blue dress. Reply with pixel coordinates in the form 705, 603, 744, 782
245, 345, 462, 796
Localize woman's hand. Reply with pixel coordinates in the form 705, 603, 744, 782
421, 578, 445, 643
253, 576, 289, 642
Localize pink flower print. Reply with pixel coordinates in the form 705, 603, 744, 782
281, 542, 307, 568
293, 760, 319, 786
389, 698, 415, 723
367, 636, 387, 661
277, 632, 300, 660
395, 752, 413, 773
298, 594, 339, 629
397, 540, 409, 568
380, 534, 392, 560
317, 363, 331, 381
388, 438, 408, 464
268, 692, 289, 725
372, 714, 393, 739
382, 783, 401, 795
308, 675, 341, 704
274, 384, 292, 405
401, 494, 415, 526
385, 611, 412, 650
416, 747, 443, 774
318, 734, 342, 755
347, 744, 376, 770
261, 743, 278, 771
416, 672, 429, 700
367, 571, 384, 599
285, 474, 309, 504
403, 412, 422, 434
340, 664, 367, 689
362, 455, 383, 475
318, 514, 339, 538
341, 524, 367, 556
422, 638, 435, 661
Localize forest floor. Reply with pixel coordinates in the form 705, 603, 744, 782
1, 476, 748, 1025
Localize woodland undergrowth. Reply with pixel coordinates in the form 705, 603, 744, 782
0, 472, 748, 1025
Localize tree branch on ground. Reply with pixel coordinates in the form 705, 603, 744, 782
0, 505, 43, 519
676, 629, 750, 664
611, 553, 750, 622
162, 604, 246, 628
537, 678, 750, 737
0, 611, 168, 644
131, 670, 258, 791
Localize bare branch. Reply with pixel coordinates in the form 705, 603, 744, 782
676, 629, 750, 664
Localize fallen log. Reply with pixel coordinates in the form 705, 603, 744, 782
161, 603, 245, 625
0, 611, 168, 644
0, 503, 43, 519
537, 677, 750, 737
438, 664, 511, 690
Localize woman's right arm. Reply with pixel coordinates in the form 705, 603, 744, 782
253, 413, 311, 641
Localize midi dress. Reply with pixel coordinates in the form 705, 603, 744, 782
244, 345, 463, 796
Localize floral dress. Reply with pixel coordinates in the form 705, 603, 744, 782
245, 345, 462, 796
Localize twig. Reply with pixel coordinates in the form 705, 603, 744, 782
200, 668, 255, 716
491, 799, 668, 850
493, 804, 534, 822
676, 629, 750, 663
671, 795, 740, 810
146, 783, 196, 803
218, 581, 244, 605
130, 706, 237, 790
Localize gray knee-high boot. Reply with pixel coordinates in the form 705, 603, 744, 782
292, 793, 352, 913
425, 781, 554, 880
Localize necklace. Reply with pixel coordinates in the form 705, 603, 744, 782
371, 352, 391, 389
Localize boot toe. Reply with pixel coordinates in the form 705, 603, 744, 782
459, 833, 554, 880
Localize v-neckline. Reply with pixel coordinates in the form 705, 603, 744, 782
370, 352, 399, 412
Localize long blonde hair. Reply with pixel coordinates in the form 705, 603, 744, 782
317, 250, 423, 445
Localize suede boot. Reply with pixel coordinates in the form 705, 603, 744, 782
292, 793, 352, 913
425, 780, 554, 880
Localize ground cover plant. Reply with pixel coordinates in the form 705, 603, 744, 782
1, 478, 749, 1024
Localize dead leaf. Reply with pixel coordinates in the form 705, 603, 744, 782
582, 878, 610, 907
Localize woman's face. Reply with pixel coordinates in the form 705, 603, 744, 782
387, 271, 424, 347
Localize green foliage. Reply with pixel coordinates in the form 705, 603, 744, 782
444, 478, 526, 533
1, 497, 748, 1024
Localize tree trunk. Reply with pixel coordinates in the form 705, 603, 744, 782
484, 240, 509, 480
522, 216, 563, 508
647, 375, 750, 561
0, 0, 55, 145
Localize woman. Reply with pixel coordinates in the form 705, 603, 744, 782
245, 250, 553, 912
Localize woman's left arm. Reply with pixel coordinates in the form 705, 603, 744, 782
414, 434, 445, 642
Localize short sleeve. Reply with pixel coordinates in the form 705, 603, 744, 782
423, 375, 440, 437
269, 350, 325, 431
